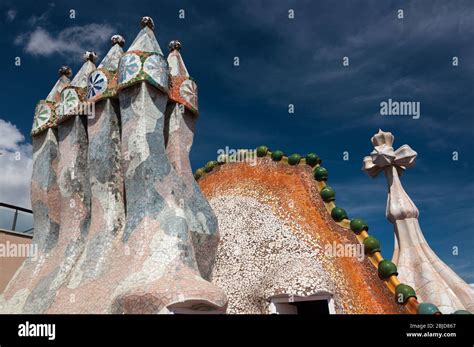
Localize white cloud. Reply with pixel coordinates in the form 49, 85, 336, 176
6, 9, 17, 22
15, 24, 115, 59
0, 119, 26, 151
25, 2, 55, 26
0, 119, 32, 209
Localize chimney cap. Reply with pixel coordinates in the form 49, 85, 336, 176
58, 65, 72, 77
83, 51, 97, 63
140, 16, 154, 30
168, 40, 182, 52
111, 35, 125, 47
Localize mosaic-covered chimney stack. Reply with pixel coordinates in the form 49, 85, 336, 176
363, 130, 474, 313
165, 40, 220, 280
26, 53, 96, 313
0, 16, 227, 314
31, 66, 71, 254
114, 16, 226, 313
0, 67, 71, 312
69, 35, 126, 284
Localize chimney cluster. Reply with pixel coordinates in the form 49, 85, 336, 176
2, 17, 227, 314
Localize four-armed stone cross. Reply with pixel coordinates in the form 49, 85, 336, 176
363, 129, 474, 313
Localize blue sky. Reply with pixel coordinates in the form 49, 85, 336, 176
0, 0, 473, 282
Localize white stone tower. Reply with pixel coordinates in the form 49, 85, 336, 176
363, 129, 473, 313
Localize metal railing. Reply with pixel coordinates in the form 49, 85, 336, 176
0, 202, 34, 236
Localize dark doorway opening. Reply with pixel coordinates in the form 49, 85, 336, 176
290, 300, 330, 315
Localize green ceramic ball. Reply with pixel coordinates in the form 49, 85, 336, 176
313, 167, 328, 181
204, 161, 219, 173
395, 284, 417, 304
363, 236, 380, 255
320, 186, 335, 202
194, 168, 206, 180
378, 260, 398, 280
305, 153, 321, 167
350, 218, 368, 234
417, 303, 440, 315
256, 146, 269, 157
288, 154, 302, 165
271, 150, 284, 162
331, 207, 348, 222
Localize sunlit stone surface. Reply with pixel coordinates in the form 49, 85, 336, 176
363, 129, 474, 313
1, 19, 471, 315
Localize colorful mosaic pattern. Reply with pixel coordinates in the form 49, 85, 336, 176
169, 76, 199, 114
87, 70, 108, 99
57, 86, 87, 124
119, 54, 141, 83
3, 19, 226, 315
87, 68, 118, 102
118, 51, 169, 93
31, 100, 56, 136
